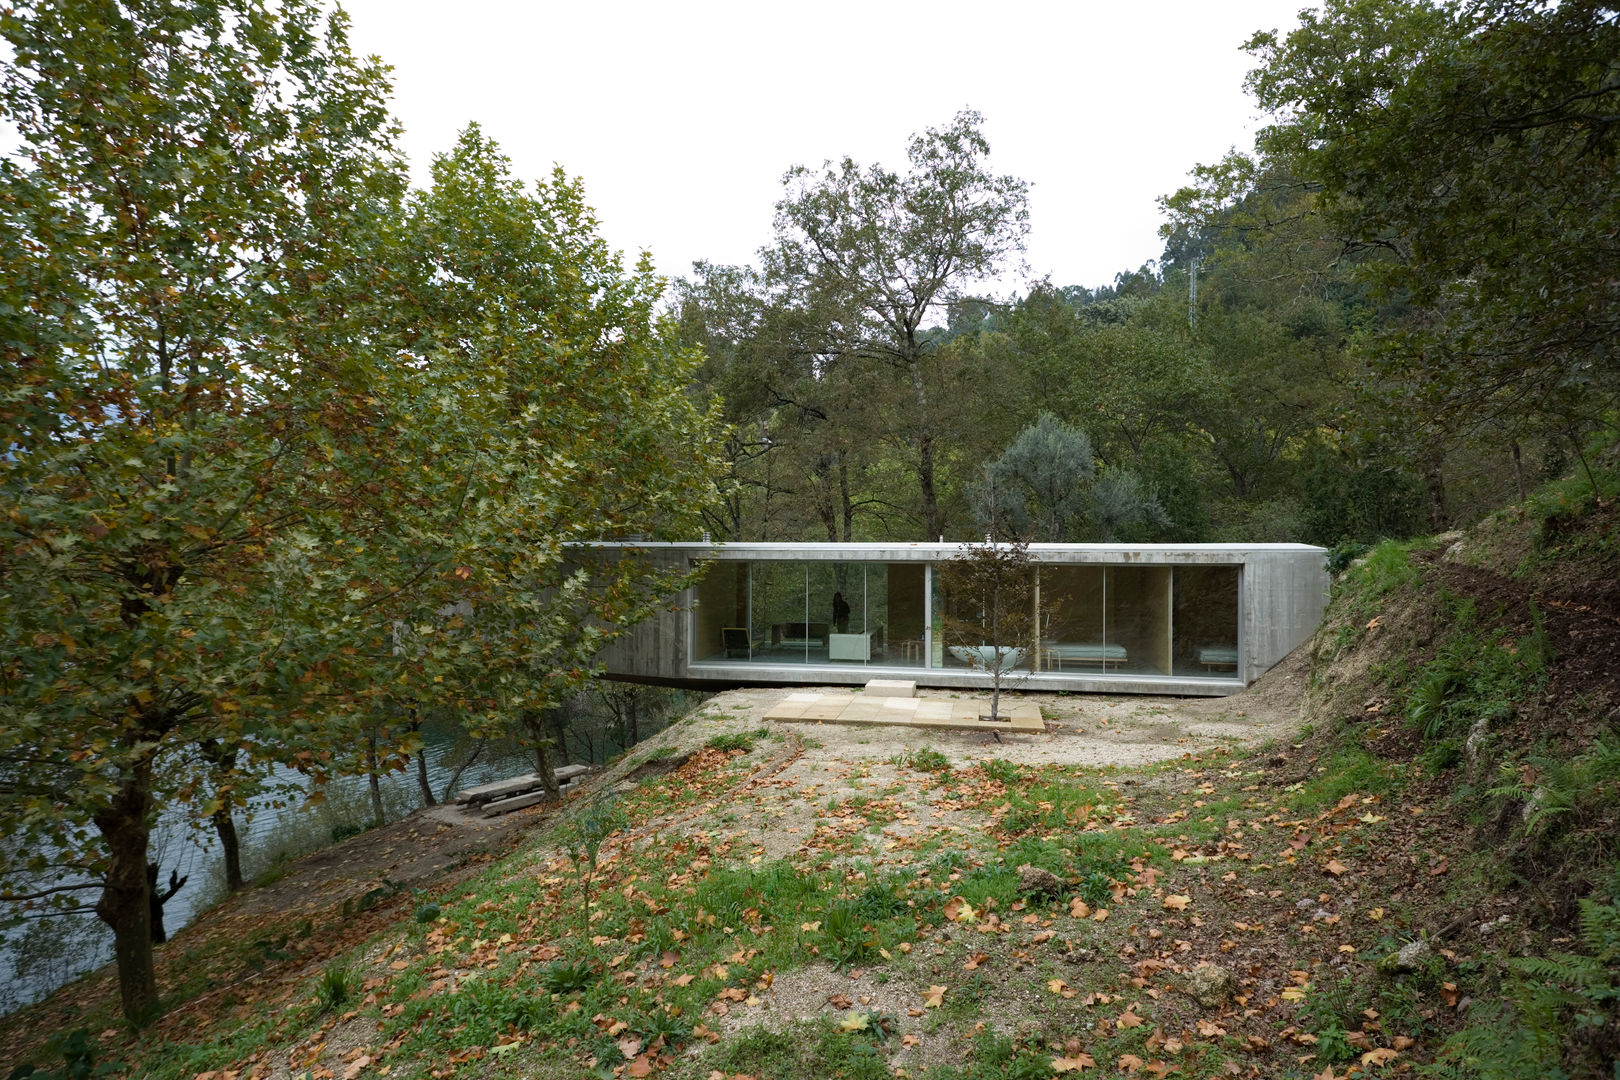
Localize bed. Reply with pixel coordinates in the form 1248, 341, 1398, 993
1040, 642, 1128, 671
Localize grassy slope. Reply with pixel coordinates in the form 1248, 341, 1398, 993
7, 462, 1617, 1080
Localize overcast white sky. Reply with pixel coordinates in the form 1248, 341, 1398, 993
340, 1, 1310, 295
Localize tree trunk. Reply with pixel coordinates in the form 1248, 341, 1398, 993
213, 804, 244, 893
1424, 457, 1449, 532
93, 760, 158, 1025
438, 738, 485, 804
197, 741, 244, 893
907, 359, 941, 540
415, 747, 436, 807
838, 451, 855, 542
535, 733, 560, 800
365, 733, 384, 826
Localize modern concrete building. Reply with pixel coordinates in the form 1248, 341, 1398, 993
590, 542, 1328, 696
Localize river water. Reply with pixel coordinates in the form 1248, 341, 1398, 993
0, 726, 534, 1014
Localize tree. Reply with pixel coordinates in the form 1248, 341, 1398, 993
370, 127, 724, 795
0, 0, 405, 1023
938, 537, 1036, 724
975, 414, 1170, 542
1244, 0, 1620, 452
768, 110, 1030, 540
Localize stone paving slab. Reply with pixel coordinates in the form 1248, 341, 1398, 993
862, 679, 917, 698
764, 690, 1045, 734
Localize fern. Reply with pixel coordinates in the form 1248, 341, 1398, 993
1433, 889, 1620, 1078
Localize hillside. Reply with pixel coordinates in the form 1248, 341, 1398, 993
6, 464, 1617, 1080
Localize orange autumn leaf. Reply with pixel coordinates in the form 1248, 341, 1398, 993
1324, 859, 1349, 875
1162, 894, 1191, 910
924, 985, 947, 1008
1051, 1053, 1095, 1071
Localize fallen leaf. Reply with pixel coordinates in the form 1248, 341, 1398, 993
1324, 859, 1348, 876
1361, 1047, 1399, 1067
625, 1057, 653, 1078
617, 1035, 643, 1059
838, 1012, 870, 1032
1162, 894, 1191, 911
924, 985, 947, 1008
341, 1056, 371, 1080
1117, 1009, 1144, 1028
1069, 898, 1091, 919
1051, 1054, 1095, 1072
1118, 1054, 1145, 1073
944, 897, 978, 923
828, 993, 852, 1009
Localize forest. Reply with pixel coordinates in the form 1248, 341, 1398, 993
1, 0, 1616, 1069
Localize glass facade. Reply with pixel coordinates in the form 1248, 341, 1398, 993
692, 561, 929, 668
691, 558, 1241, 681
1172, 565, 1240, 677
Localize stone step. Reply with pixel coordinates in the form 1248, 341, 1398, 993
863, 679, 916, 698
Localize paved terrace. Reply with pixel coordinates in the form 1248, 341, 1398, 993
762, 679, 1044, 734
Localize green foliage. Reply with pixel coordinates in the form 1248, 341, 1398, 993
413, 903, 441, 924
4, 1028, 116, 1080
563, 794, 627, 940
704, 1021, 891, 1080
705, 729, 769, 754
981, 759, 1024, 786
0, 2, 723, 1025
1246, 0, 1619, 447
929, 1029, 1057, 1080
1487, 735, 1620, 879
315, 965, 357, 1012
819, 900, 880, 970
1433, 877, 1620, 1080
1402, 599, 1551, 743
539, 959, 599, 996
893, 747, 951, 773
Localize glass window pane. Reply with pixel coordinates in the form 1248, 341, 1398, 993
692, 561, 748, 661
1037, 566, 1108, 673
937, 554, 1036, 671
754, 561, 812, 663
885, 563, 926, 668
1105, 566, 1172, 675
1173, 566, 1240, 677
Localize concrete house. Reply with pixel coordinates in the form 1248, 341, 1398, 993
589, 542, 1328, 696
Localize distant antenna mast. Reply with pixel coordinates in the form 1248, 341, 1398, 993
1188, 255, 1200, 331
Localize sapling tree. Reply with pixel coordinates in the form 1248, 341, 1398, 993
938, 534, 1038, 724
563, 794, 627, 942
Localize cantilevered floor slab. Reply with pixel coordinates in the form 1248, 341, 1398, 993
763, 690, 1042, 734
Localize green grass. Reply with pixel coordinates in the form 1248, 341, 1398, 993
706, 727, 770, 753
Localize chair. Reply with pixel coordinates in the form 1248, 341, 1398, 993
722, 627, 762, 660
